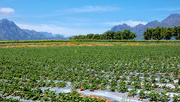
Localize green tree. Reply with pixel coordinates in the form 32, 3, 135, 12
79, 35, 86, 39
73, 30, 136, 40
129, 32, 137, 39
121, 29, 136, 40
152, 26, 163, 40
143, 28, 154, 40
143, 31, 148, 40
144, 28, 153, 40
92, 34, 100, 39
99, 34, 106, 40
105, 31, 114, 40
163, 27, 172, 40
121, 31, 126, 39
113, 31, 122, 40
123, 30, 130, 39
86, 34, 94, 39
74, 35, 79, 39
173, 26, 180, 40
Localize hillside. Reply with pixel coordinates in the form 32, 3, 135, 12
0, 19, 68, 41
110, 13, 180, 40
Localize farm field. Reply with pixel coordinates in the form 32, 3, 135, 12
0, 44, 180, 101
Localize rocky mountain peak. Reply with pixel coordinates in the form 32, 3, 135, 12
161, 13, 180, 27
0, 19, 19, 30
0, 19, 69, 40
109, 13, 180, 40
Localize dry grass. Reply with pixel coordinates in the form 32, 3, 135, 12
122, 43, 180, 46
0, 42, 179, 48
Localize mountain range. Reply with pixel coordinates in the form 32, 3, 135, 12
0, 19, 69, 41
110, 13, 180, 40
0, 13, 180, 41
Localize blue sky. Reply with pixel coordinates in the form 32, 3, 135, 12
0, 0, 180, 37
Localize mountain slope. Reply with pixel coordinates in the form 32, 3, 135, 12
110, 13, 180, 40
0, 19, 69, 41
0, 19, 46, 41
40, 32, 68, 40
111, 24, 132, 32
161, 13, 180, 27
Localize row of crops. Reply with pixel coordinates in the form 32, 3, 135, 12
0, 46, 180, 101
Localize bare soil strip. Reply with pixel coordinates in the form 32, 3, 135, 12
0, 42, 180, 48
78, 93, 113, 102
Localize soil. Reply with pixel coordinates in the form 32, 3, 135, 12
78, 93, 113, 102
0, 42, 180, 48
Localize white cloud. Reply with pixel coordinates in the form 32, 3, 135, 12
68, 6, 120, 13
16, 23, 108, 37
105, 20, 147, 27
0, 7, 14, 16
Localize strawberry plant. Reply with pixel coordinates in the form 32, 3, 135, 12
152, 83, 159, 88
144, 82, 152, 91
56, 81, 66, 88
174, 84, 180, 93
139, 89, 146, 99
109, 86, 116, 92
173, 94, 180, 102
0, 45, 179, 101
0, 96, 19, 102
159, 91, 170, 102
147, 91, 160, 101
128, 88, 137, 97
117, 81, 128, 93
134, 81, 141, 89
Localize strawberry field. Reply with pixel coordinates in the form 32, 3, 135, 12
0, 45, 180, 102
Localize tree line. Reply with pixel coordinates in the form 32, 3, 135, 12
143, 26, 180, 40
72, 30, 137, 40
